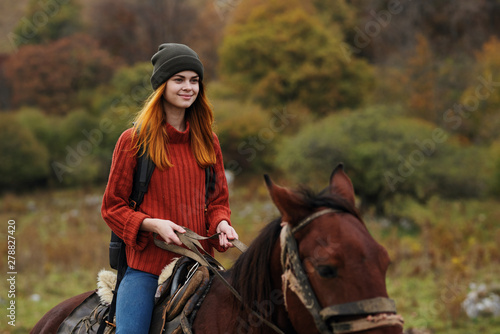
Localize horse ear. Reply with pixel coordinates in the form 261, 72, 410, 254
264, 175, 308, 225
329, 163, 356, 207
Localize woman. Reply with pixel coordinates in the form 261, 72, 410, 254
101, 43, 238, 334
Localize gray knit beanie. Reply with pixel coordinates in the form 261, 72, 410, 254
150, 43, 204, 90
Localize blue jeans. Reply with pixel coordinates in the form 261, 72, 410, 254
116, 267, 158, 334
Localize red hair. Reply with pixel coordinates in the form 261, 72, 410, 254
131, 81, 216, 170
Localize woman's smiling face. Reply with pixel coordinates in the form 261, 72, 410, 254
162, 70, 200, 112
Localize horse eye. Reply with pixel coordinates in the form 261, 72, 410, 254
317, 265, 338, 278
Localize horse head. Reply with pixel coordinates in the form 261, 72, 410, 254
265, 164, 404, 334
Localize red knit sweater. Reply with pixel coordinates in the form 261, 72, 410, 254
101, 122, 231, 276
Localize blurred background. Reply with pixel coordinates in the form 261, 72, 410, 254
1, 0, 500, 333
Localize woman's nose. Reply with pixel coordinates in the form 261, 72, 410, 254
182, 82, 193, 90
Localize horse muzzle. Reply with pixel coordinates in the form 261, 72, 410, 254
320, 297, 405, 333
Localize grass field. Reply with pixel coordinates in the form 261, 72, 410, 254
1, 181, 500, 333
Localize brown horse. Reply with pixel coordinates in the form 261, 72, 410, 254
32, 164, 403, 334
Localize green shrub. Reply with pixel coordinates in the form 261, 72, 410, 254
490, 142, 500, 198
275, 106, 488, 213
213, 99, 275, 176
0, 113, 50, 190
212, 93, 314, 178
16, 107, 60, 150
14, 108, 113, 187
49, 110, 110, 187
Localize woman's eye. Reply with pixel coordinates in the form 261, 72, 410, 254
317, 265, 338, 278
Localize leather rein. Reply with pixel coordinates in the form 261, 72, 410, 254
280, 208, 404, 333
154, 208, 404, 334
153, 230, 286, 334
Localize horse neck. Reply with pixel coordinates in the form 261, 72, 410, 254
222, 234, 296, 334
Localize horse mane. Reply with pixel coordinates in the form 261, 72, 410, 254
229, 186, 361, 321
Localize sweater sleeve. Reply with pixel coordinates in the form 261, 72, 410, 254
206, 133, 232, 251
101, 128, 151, 251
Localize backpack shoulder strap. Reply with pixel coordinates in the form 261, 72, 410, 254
204, 165, 216, 206
129, 148, 156, 210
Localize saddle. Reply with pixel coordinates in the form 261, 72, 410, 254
57, 256, 215, 334
149, 257, 215, 334
56, 291, 110, 334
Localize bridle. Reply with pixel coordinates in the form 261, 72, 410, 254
280, 208, 405, 334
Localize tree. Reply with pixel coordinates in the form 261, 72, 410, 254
3, 34, 119, 114
451, 37, 500, 143
88, 0, 210, 66
186, 1, 227, 80
311, 0, 357, 30
10, 0, 83, 48
404, 34, 438, 122
343, 0, 500, 63
219, 0, 374, 114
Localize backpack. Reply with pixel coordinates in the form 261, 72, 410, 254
108, 149, 155, 272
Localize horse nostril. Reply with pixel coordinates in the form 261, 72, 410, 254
317, 265, 338, 278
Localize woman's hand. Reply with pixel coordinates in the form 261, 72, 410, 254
216, 220, 238, 249
141, 218, 185, 246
